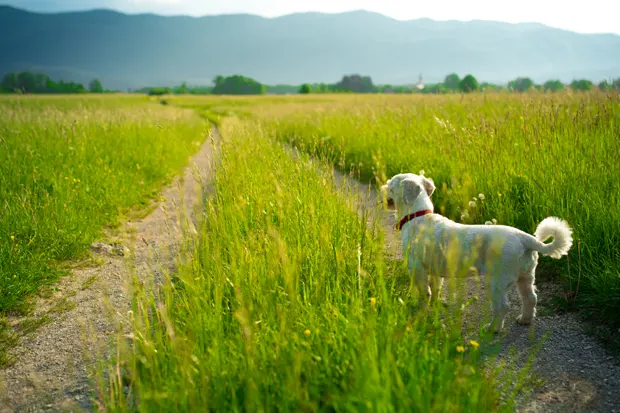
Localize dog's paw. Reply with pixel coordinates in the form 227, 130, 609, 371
516, 315, 532, 325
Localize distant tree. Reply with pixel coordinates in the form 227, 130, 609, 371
393, 86, 411, 94
613, 78, 620, 89
1, 71, 88, 94
58, 80, 87, 94
316, 83, 332, 93
211, 75, 266, 95
213, 76, 224, 87
459, 74, 479, 93
570, 79, 593, 91
598, 80, 611, 91
190, 86, 213, 94
480, 82, 503, 92
299, 83, 312, 94
10, 71, 50, 93
89, 79, 104, 93
421, 83, 447, 94
172, 81, 190, 94
543, 80, 564, 92
333, 74, 375, 93
1, 73, 19, 92
148, 87, 171, 96
444, 73, 460, 91
508, 77, 535, 92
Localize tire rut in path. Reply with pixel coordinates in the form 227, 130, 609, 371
329, 166, 620, 413
0, 127, 218, 413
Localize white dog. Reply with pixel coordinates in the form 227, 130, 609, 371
381, 173, 573, 333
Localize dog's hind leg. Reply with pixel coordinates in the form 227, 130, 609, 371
517, 254, 538, 325
487, 276, 512, 333
416, 277, 429, 308
413, 268, 431, 308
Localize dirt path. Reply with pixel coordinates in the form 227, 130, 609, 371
0, 127, 217, 413
330, 166, 620, 413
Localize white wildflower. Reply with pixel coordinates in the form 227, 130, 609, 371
478, 193, 485, 200
434, 116, 446, 129
468, 201, 476, 208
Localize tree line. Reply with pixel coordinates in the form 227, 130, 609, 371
299, 73, 620, 94
136, 75, 267, 96
2, 71, 619, 96
125, 73, 620, 96
0, 72, 114, 94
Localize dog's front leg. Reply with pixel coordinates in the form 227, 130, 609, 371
414, 270, 430, 308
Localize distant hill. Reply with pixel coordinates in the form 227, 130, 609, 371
1, 5, 619, 90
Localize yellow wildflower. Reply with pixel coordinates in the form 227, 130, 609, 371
10, 235, 15, 241
370, 297, 377, 305
469, 340, 480, 349
456, 345, 465, 353
304, 329, 311, 336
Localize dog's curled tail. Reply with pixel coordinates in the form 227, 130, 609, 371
531, 217, 573, 259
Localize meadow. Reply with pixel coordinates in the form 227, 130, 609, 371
97, 116, 527, 412
171, 92, 620, 325
0, 95, 208, 364
0, 91, 618, 411
264, 93, 620, 325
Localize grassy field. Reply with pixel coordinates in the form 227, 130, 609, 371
0, 95, 208, 364
170, 92, 620, 326
260, 92, 620, 325
2, 92, 618, 410
97, 117, 529, 412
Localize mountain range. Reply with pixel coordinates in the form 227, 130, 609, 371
1, 5, 619, 90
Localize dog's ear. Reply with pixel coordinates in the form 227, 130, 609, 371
401, 179, 422, 204
421, 177, 436, 197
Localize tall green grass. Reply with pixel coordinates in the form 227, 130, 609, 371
98, 118, 526, 412
0, 95, 208, 361
258, 92, 620, 325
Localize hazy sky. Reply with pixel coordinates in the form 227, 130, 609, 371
6, 0, 620, 34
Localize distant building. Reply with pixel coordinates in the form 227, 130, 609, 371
416, 74, 425, 90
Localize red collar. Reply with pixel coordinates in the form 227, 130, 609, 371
395, 210, 434, 230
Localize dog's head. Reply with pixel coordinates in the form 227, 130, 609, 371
380, 173, 435, 210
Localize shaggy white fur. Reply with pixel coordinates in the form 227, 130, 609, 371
381, 173, 573, 333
